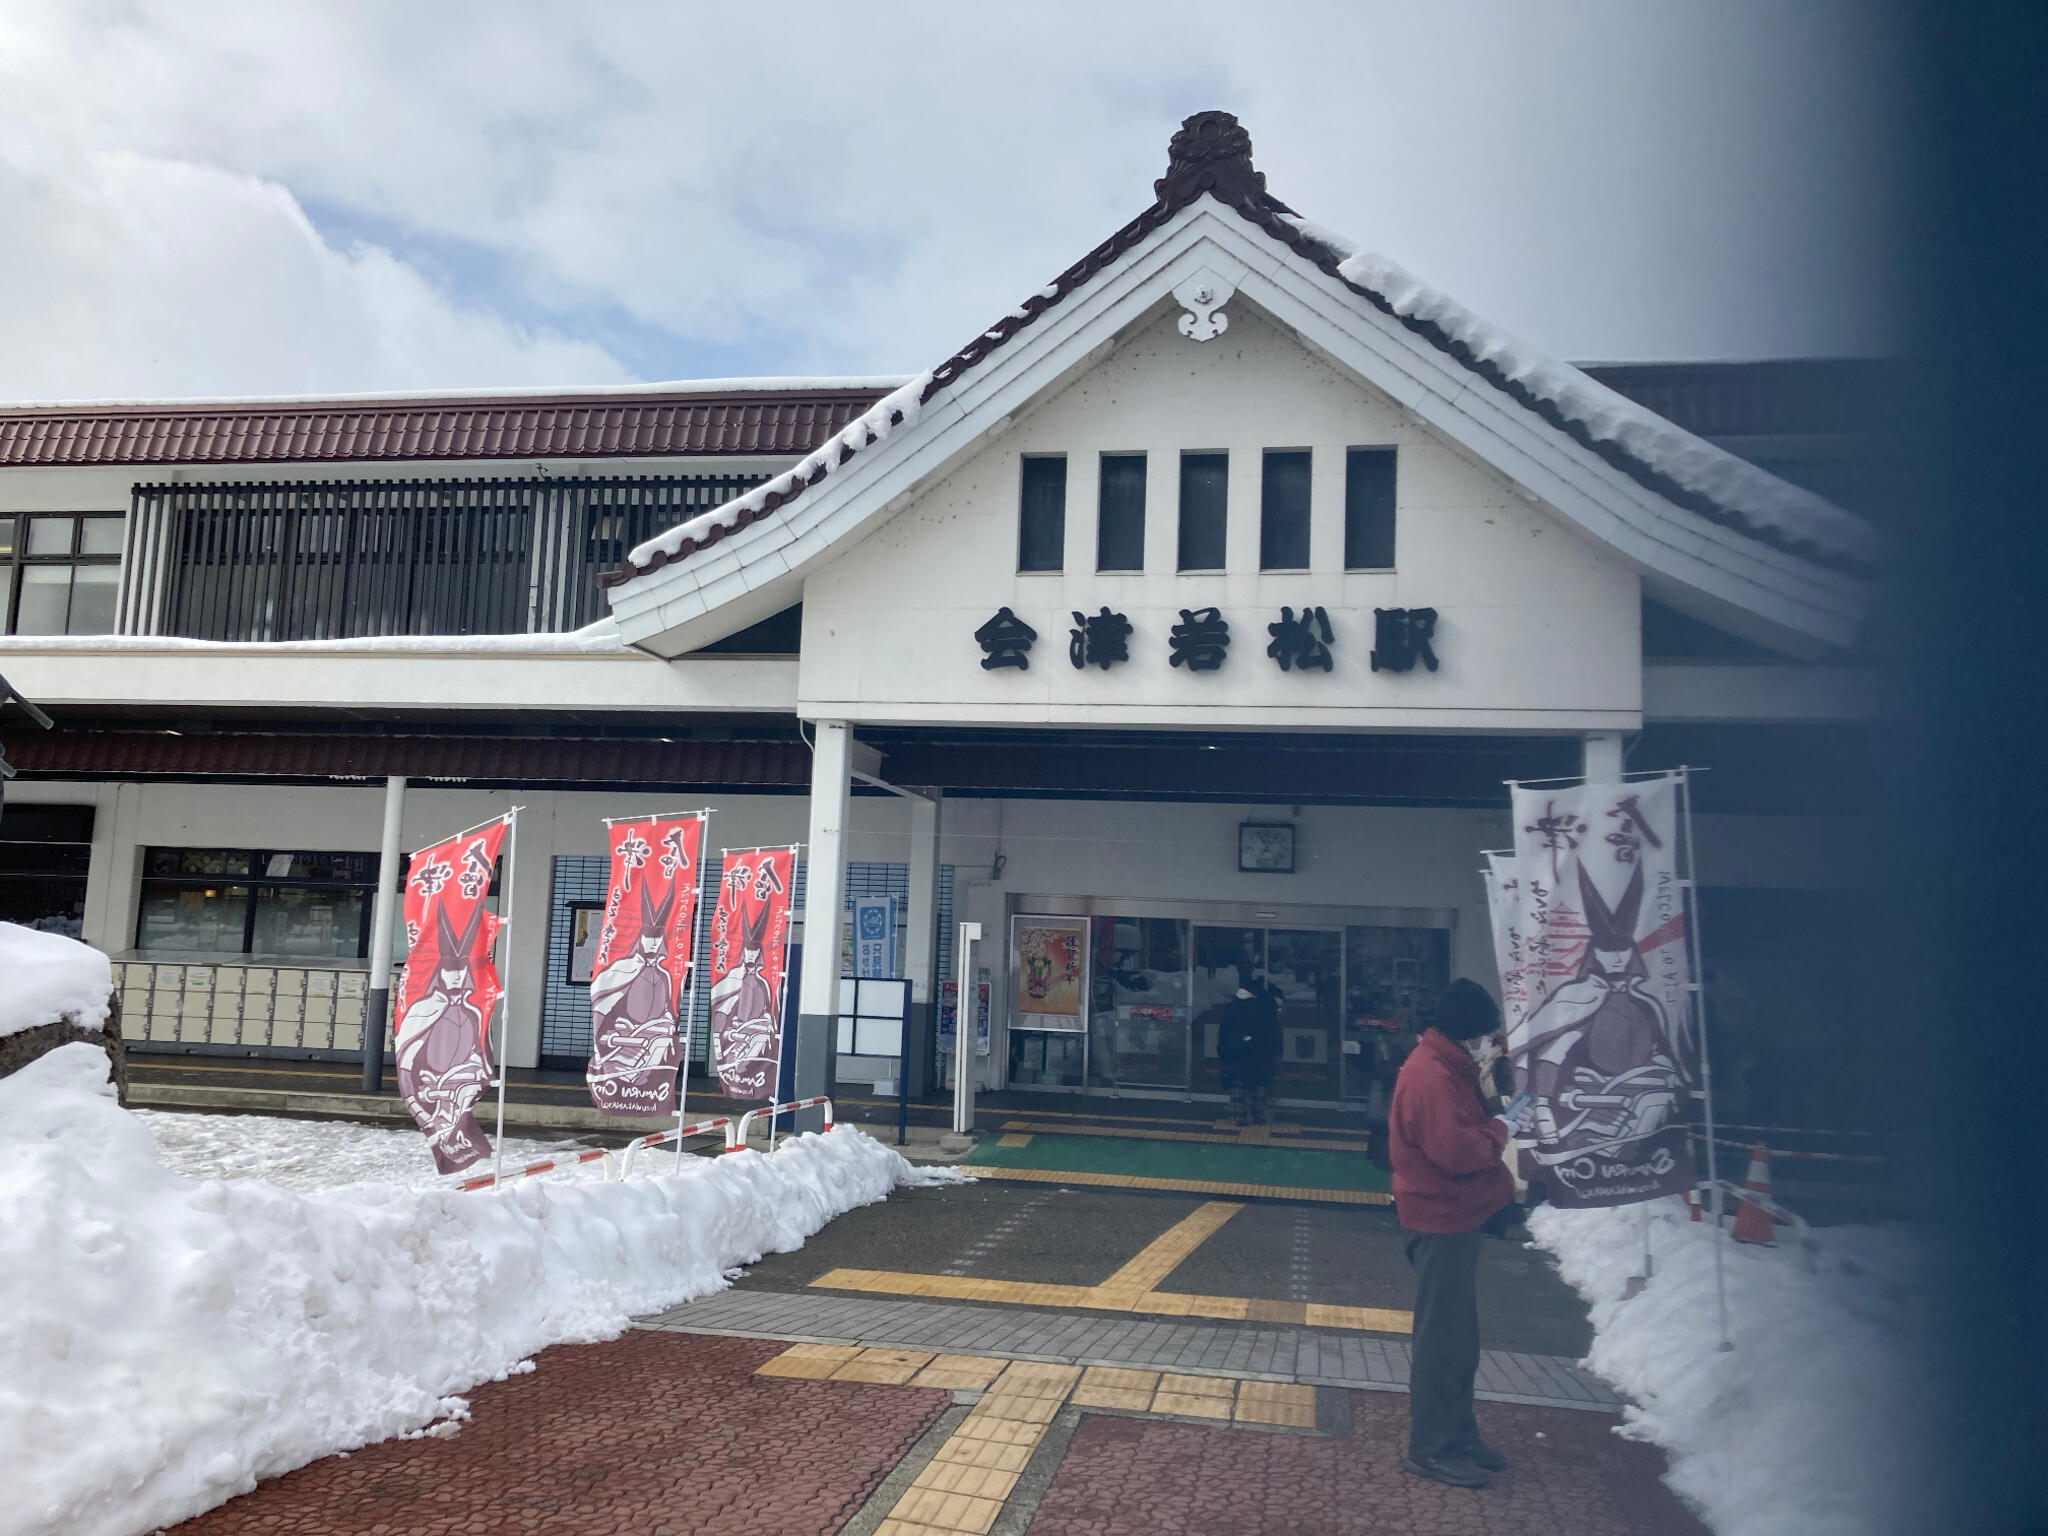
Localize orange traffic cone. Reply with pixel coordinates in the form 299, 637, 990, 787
1731, 1143, 1776, 1245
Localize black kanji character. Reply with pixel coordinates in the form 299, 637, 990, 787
1370, 607, 1439, 673
1267, 606, 1334, 672
974, 607, 1038, 671
1168, 607, 1231, 672
1068, 607, 1133, 670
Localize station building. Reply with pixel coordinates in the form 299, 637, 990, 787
0, 115, 1894, 1131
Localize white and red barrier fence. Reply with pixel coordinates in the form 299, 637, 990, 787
728, 1097, 834, 1153
454, 1115, 736, 1192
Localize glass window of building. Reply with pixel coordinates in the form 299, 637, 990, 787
136, 848, 381, 959
1017, 455, 1067, 572
1096, 453, 1147, 572
1260, 449, 1313, 570
1086, 916, 1191, 1089
1344, 448, 1397, 569
0, 803, 94, 939
6, 514, 124, 635
1176, 452, 1228, 571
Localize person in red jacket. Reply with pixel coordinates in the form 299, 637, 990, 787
1388, 977, 1533, 1489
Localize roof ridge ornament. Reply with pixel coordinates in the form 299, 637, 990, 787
1155, 110, 1267, 208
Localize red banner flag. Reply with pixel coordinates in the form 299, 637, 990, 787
707, 847, 796, 1100
395, 817, 509, 1173
586, 814, 704, 1117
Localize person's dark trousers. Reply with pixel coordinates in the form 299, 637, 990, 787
1404, 1228, 1483, 1463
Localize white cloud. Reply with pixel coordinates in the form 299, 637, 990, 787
0, 129, 629, 401
0, 0, 1904, 399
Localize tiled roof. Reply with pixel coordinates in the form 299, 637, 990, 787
0, 729, 811, 786
606, 111, 1877, 590
0, 387, 892, 468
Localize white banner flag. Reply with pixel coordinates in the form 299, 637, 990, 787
1506, 773, 1696, 1207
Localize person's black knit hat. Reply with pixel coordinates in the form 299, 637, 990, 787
1435, 978, 1501, 1041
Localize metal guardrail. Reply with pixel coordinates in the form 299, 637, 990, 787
114, 959, 371, 1056
731, 1096, 835, 1154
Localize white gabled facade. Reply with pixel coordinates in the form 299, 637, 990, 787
0, 113, 1889, 1123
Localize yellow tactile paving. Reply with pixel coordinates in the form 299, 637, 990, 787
1235, 1380, 1319, 1427
929, 1436, 1036, 1474
1151, 1371, 1237, 1419
1002, 1118, 1365, 1152
878, 1360, 1084, 1536
1305, 1302, 1414, 1333
1095, 1201, 1242, 1297
1070, 1366, 1159, 1410
910, 1353, 1009, 1391
964, 1163, 1393, 1205
753, 1342, 863, 1378
831, 1348, 936, 1384
993, 1132, 1033, 1147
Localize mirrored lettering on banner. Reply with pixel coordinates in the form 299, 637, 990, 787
587, 815, 704, 1117
707, 848, 797, 1100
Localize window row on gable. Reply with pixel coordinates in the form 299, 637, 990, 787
1016, 447, 1396, 576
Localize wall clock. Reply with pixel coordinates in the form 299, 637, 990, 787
1238, 821, 1296, 873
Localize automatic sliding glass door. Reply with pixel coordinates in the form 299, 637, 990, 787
1085, 915, 1192, 1090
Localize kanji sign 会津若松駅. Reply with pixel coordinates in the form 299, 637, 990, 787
586, 813, 704, 1117
1068, 607, 1133, 669
1168, 607, 1230, 671
1372, 607, 1440, 673
975, 607, 1038, 670
1267, 606, 1334, 672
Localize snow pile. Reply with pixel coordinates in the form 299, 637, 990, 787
134, 1109, 590, 1193
0, 922, 111, 1039
1528, 1200, 1939, 1536
1275, 215, 1882, 568
627, 370, 935, 573
0, 1045, 960, 1536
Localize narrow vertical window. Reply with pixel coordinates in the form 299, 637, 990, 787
1017, 455, 1067, 572
1345, 447, 1397, 569
1177, 452, 1229, 571
1259, 449, 1312, 570
1097, 453, 1147, 571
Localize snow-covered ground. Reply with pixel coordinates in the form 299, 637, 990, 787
135, 1108, 592, 1192
1528, 1200, 1940, 1536
0, 1045, 961, 1536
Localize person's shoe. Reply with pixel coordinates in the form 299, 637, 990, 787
1401, 1453, 1490, 1489
1460, 1438, 1507, 1472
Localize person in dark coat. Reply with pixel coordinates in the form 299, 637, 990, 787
1387, 978, 1533, 1489
1216, 977, 1281, 1124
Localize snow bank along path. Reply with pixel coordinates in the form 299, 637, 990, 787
0, 1045, 961, 1536
1528, 1200, 1938, 1536
0, 922, 111, 1039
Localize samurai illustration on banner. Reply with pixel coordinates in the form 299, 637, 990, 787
395, 817, 509, 1174
586, 814, 704, 1116
1499, 774, 1697, 1208
707, 846, 796, 1100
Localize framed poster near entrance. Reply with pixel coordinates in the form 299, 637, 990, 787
1010, 915, 1088, 1032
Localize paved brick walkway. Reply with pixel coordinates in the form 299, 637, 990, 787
643, 1288, 1621, 1410
168, 1333, 948, 1536
1025, 1390, 1709, 1535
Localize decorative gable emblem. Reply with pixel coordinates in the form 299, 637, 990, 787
1173, 266, 1238, 343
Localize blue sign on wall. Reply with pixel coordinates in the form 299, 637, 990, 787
853, 895, 897, 978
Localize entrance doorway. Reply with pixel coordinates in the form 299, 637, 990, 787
1006, 896, 1453, 1111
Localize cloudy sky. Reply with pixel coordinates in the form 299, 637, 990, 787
0, 1, 1904, 402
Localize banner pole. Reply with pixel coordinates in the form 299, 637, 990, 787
771, 843, 800, 1154
1679, 772, 1733, 1350
492, 808, 520, 1191
674, 810, 711, 1172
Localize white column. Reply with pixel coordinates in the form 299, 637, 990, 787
904, 792, 942, 1094
362, 775, 406, 1092
1582, 731, 1626, 782
797, 720, 853, 1129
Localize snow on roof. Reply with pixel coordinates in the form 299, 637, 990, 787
604, 110, 1881, 590
1276, 217, 1883, 568
616, 373, 935, 580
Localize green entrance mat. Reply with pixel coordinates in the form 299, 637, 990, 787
963, 1131, 1391, 1196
